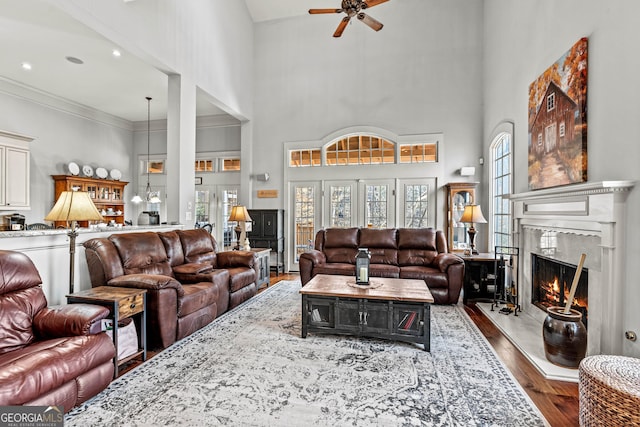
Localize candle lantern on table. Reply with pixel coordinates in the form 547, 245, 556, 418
356, 248, 371, 285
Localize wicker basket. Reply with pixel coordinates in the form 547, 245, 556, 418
579, 355, 640, 426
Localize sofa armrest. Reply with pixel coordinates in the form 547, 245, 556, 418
217, 251, 255, 269
108, 274, 185, 298
299, 250, 326, 285
433, 253, 464, 273
300, 249, 326, 266
33, 304, 111, 338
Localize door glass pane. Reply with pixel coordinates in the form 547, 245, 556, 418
365, 184, 387, 228
222, 190, 238, 250
404, 184, 429, 227
330, 185, 351, 227
195, 190, 210, 224
294, 186, 315, 262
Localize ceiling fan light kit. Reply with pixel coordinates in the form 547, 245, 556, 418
309, 0, 389, 38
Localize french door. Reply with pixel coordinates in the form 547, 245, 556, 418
290, 182, 321, 270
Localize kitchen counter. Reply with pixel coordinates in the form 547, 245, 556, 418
0, 224, 180, 238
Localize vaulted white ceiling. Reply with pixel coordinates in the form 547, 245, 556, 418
244, 0, 338, 22
0, 0, 363, 123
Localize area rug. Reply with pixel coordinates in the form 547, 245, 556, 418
66, 281, 548, 426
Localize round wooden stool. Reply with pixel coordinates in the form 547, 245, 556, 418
579, 355, 640, 426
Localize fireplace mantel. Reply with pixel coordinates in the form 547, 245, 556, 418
509, 180, 634, 360
510, 180, 635, 201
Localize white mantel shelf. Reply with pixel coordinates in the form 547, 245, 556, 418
509, 180, 635, 201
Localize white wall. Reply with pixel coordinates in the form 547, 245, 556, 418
0, 90, 133, 225
252, 0, 484, 232
57, 0, 254, 121
483, 0, 640, 357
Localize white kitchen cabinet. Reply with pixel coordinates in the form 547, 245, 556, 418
0, 130, 33, 210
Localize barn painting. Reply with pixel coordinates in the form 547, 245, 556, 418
528, 38, 588, 190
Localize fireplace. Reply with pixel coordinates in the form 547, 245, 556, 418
531, 254, 588, 328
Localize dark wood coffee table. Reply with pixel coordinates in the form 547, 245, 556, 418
299, 274, 434, 351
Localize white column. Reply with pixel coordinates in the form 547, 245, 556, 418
166, 74, 196, 226
240, 120, 253, 208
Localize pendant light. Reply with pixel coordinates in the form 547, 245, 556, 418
132, 96, 161, 204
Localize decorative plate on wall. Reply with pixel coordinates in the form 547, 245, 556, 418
95, 167, 108, 179
82, 165, 94, 177
68, 162, 80, 176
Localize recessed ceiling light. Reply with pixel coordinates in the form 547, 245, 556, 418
21, 62, 32, 70
112, 49, 122, 57
65, 56, 84, 65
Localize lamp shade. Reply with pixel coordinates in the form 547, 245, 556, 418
459, 204, 487, 224
228, 206, 252, 222
45, 191, 103, 223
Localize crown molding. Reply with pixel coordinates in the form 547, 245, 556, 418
0, 76, 133, 131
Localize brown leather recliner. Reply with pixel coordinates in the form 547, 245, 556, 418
0, 250, 115, 412
299, 228, 465, 304
83, 228, 258, 349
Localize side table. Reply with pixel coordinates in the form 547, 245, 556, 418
67, 286, 147, 378
251, 248, 271, 289
460, 253, 496, 304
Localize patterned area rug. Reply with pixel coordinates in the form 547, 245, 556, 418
66, 281, 548, 426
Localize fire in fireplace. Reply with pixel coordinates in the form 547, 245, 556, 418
531, 254, 588, 328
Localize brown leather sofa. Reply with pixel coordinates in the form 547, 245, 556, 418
83, 228, 258, 349
0, 250, 115, 412
299, 228, 465, 304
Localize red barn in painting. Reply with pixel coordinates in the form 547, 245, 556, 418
529, 81, 577, 158
530, 82, 579, 157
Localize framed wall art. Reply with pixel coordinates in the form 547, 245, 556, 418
528, 37, 588, 190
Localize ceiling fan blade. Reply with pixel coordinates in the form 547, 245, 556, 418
333, 17, 351, 38
309, 8, 342, 14
357, 13, 383, 32
362, 0, 389, 9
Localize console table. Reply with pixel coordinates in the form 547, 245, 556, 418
300, 274, 434, 351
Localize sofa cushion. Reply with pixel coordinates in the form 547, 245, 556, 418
397, 228, 438, 266
324, 228, 359, 248
360, 228, 398, 265
314, 263, 356, 277
226, 267, 256, 293
158, 231, 185, 267
178, 229, 218, 266
0, 333, 114, 406
110, 232, 173, 276
370, 264, 400, 278
359, 228, 397, 249
400, 266, 448, 289
0, 286, 47, 355
178, 282, 219, 318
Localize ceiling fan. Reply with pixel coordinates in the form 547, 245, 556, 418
309, 0, 389, 38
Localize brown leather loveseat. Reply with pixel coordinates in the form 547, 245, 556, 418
299, 228, 464, 304
0, 250, 115, 412
83, 228, 258, 349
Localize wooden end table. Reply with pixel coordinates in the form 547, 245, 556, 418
300, 274, 434, 351
67, 286, 147, 378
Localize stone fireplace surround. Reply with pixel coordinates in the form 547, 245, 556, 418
477, 181, 634, 382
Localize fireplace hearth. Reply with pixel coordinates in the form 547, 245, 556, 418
531, 254, 588, 328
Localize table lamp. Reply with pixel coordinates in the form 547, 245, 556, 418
459, 204, 487, 255
45, 190, 103, 293
228, 206, 252, 250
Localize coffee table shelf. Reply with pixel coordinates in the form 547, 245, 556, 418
300, 275, 433, 351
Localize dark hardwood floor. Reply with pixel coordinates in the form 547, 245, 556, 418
121, 272, 579, 426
